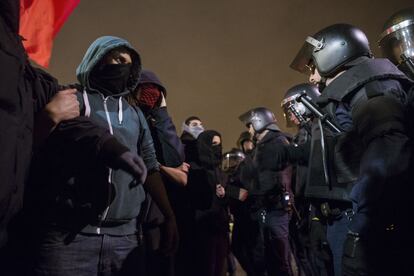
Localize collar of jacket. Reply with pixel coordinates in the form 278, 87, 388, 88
317, 58, 410, 107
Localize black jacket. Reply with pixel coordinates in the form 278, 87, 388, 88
310, 57, 413, 234
0, 3, 59, 246
251, 130, 292, 197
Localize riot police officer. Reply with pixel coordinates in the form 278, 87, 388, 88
237, 131, 255, 156
239, 107, 293, 276
281, 84, 334, 276
288, 23, 413, 275
219, 149, 254, 275
379, 7, 414, 79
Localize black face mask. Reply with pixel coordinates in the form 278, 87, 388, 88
89, 63, 132, 95
197, 130, 223, 169
211, 144, 223, 164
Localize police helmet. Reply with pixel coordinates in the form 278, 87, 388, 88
291, 23, 372, 77
239, 107, 280, 133
281, 83, 320, 127
222, 148, 246, 172
379, 8, 414, 66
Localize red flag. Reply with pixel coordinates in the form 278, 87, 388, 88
19, 0, 80, 67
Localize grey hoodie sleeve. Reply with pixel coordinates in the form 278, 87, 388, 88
136, 108, 159, 173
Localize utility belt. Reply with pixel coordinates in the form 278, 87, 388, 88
248, 193, 285, 212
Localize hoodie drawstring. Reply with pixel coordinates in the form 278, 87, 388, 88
102, 97, 114, 135
118, 97, 123, 124
83, 89, 91, 117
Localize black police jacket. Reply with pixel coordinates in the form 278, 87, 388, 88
249, 130, 292, 205
308, 57, 413, 234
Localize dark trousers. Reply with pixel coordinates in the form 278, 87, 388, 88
326, 213, 349, 276
32, 229, 145, 276
251, 209, 292, 276
195, 229, 229, 276
289, 222, 317, 276
308, 219, 334, 276
231, 217, 258, 276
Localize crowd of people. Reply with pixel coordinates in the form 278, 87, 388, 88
1, 1, 414, 276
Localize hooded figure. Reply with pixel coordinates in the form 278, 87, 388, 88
129, 69, 186, 276
186, 130, 229, 276
71, 36, 154, 234
30, 36, 178, 276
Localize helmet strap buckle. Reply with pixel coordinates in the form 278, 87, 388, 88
306, 36, 324, 51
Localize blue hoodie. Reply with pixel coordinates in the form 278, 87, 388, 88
70, 36, 158, 235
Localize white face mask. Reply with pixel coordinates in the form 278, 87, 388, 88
182, 123, 205, 139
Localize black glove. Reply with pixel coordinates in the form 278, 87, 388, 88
116, 151, 147, 184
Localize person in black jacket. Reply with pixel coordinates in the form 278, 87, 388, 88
129, 69, 189, 276
188, 130, 229, 276
288, 23, 413, 275
281, 83, 334, 276
0, 1, 87, 255
239, 107, 293, 276
218, 149, 257, 276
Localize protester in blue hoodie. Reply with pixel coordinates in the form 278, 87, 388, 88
30, 36, 178, 276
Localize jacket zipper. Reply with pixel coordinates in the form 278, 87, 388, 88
97, 96, 115, 234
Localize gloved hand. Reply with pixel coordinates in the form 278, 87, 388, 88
159, 215, 179, 256
116, 151, 147, 184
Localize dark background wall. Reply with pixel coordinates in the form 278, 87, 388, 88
48, 0, 413, 149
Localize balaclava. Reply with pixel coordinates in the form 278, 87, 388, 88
197, 130, 222, 169
89, 62, 131, 96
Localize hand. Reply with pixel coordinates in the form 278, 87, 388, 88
117, 151, 147, 184
238, 188, 248, 202
45, 88, 79, 124
159, 215, 179, 256
216, 184, 225, 198
180, 162, 190, 173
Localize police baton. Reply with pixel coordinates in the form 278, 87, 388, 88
296, 92, 342, 133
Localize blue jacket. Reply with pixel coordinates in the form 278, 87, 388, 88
31, 36, 158, 236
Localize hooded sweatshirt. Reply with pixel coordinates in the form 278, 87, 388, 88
32, 36, 158, 236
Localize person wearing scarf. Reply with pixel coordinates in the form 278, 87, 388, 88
187, 130, 229, 276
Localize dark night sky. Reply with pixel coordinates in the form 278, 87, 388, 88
48, 0, 413, 149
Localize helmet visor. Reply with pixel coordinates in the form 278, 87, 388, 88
290, 36, 324, 75
222, 153, 245, 171
238, 110, 253, 127
379, 21, 414, 65
281, 95, 308, 127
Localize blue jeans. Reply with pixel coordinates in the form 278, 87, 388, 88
33, 228, 145, 276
